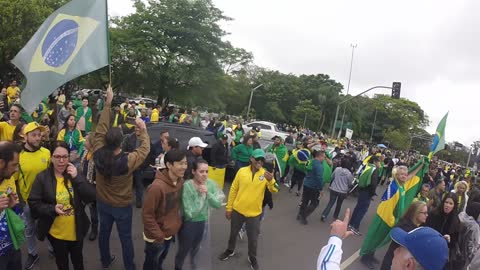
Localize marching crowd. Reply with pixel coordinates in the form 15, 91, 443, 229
0, 81, 480, 270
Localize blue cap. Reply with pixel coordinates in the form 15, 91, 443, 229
390, 227, 448, 270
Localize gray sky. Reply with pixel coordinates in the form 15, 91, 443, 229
109, 0, 479, 146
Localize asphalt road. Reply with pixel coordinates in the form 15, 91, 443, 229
30, 182, 391, 270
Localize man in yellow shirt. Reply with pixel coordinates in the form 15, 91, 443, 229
6, 80, 20, 101
219, 149, 278, 270
0, 104, 22, 142
15, 122, 51, 269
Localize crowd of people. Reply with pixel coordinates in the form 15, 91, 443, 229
0, 81, 480, 270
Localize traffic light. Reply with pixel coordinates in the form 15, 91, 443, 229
392, 82, 401, 99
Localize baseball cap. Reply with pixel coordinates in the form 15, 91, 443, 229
188, 137, 208, 149
252, 149, 266, 159
220, 134, 228, 140
24, 122, 47, 135
390, 227, 448, 270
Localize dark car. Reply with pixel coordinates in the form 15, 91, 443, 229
112, 95, 128, 107
143, 122, 216, 182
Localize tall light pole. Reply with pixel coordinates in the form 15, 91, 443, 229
331, 85, 393, 138
337, 44, 357, 138
246, 84, 263, 122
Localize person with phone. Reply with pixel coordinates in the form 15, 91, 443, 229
0, 142, 22, 270
218, 149, 278, 270
28, 141, 96, 270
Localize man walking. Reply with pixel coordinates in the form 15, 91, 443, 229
297, 150, 326, 225
218, 149, 278, 270
349, 156, 380, 236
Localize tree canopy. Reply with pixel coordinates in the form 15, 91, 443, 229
1, 0, 434, 149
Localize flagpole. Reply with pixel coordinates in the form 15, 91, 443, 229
105, 0, 112, 85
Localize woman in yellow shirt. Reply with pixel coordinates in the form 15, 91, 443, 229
28, 141, 96, 270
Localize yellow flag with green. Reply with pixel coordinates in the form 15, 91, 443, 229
11, 0, 109, 114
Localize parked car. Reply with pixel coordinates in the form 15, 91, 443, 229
244, 121, 289, 140
132, 97, 156, 108
143, 122, 216, 182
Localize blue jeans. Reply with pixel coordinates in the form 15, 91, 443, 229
321, 190, 347, 219
97, 200, 134, 270
133, 169, 144, 204
349, 190, 372, 230
143, 240, 172, 270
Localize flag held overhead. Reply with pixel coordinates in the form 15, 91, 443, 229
428, 112, 448, 159
11, 0, 109, 114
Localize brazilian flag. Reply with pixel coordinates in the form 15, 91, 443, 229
12, 0, 108, 114
428, 112, 448, 159
359, 158, 429, 256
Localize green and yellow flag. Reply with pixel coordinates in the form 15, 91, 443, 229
359, 158, 429, 256
428, 112, 448, 159
12, 0, 108, 114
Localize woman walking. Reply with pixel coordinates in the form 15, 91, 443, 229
175, 159, 225, 269
321, 158, 353, 221
28, 141, 96, 270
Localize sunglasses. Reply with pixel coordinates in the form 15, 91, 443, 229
254, 157, 265, 162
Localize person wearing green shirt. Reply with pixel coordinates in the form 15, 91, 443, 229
266, 136, 288, 177
233, 123, 245, 146
75, 97, 92, 136
175, 159, 224, 270
231, 135, 254, 172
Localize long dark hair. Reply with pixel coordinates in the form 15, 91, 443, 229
50, 141, 74, 207
95, 127, 123, 179
62, 114, 76, 131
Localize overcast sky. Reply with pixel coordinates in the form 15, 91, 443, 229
109, 0, 479, 146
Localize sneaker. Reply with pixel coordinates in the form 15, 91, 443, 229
295, 191, 301, 197
284, 182, 291, 188
248, 257, 259, 270
24, 254, 39, 270
218, 249, 235, 261
102, 255, 116, 270
320, 215, 326, 222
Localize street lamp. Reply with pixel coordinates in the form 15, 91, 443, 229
331, 85, 393, 138
338, 44, 357, 138
246, 84, 263, 122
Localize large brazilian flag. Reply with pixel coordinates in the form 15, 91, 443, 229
359, 157, 429, 256
12, 0, 109, 114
